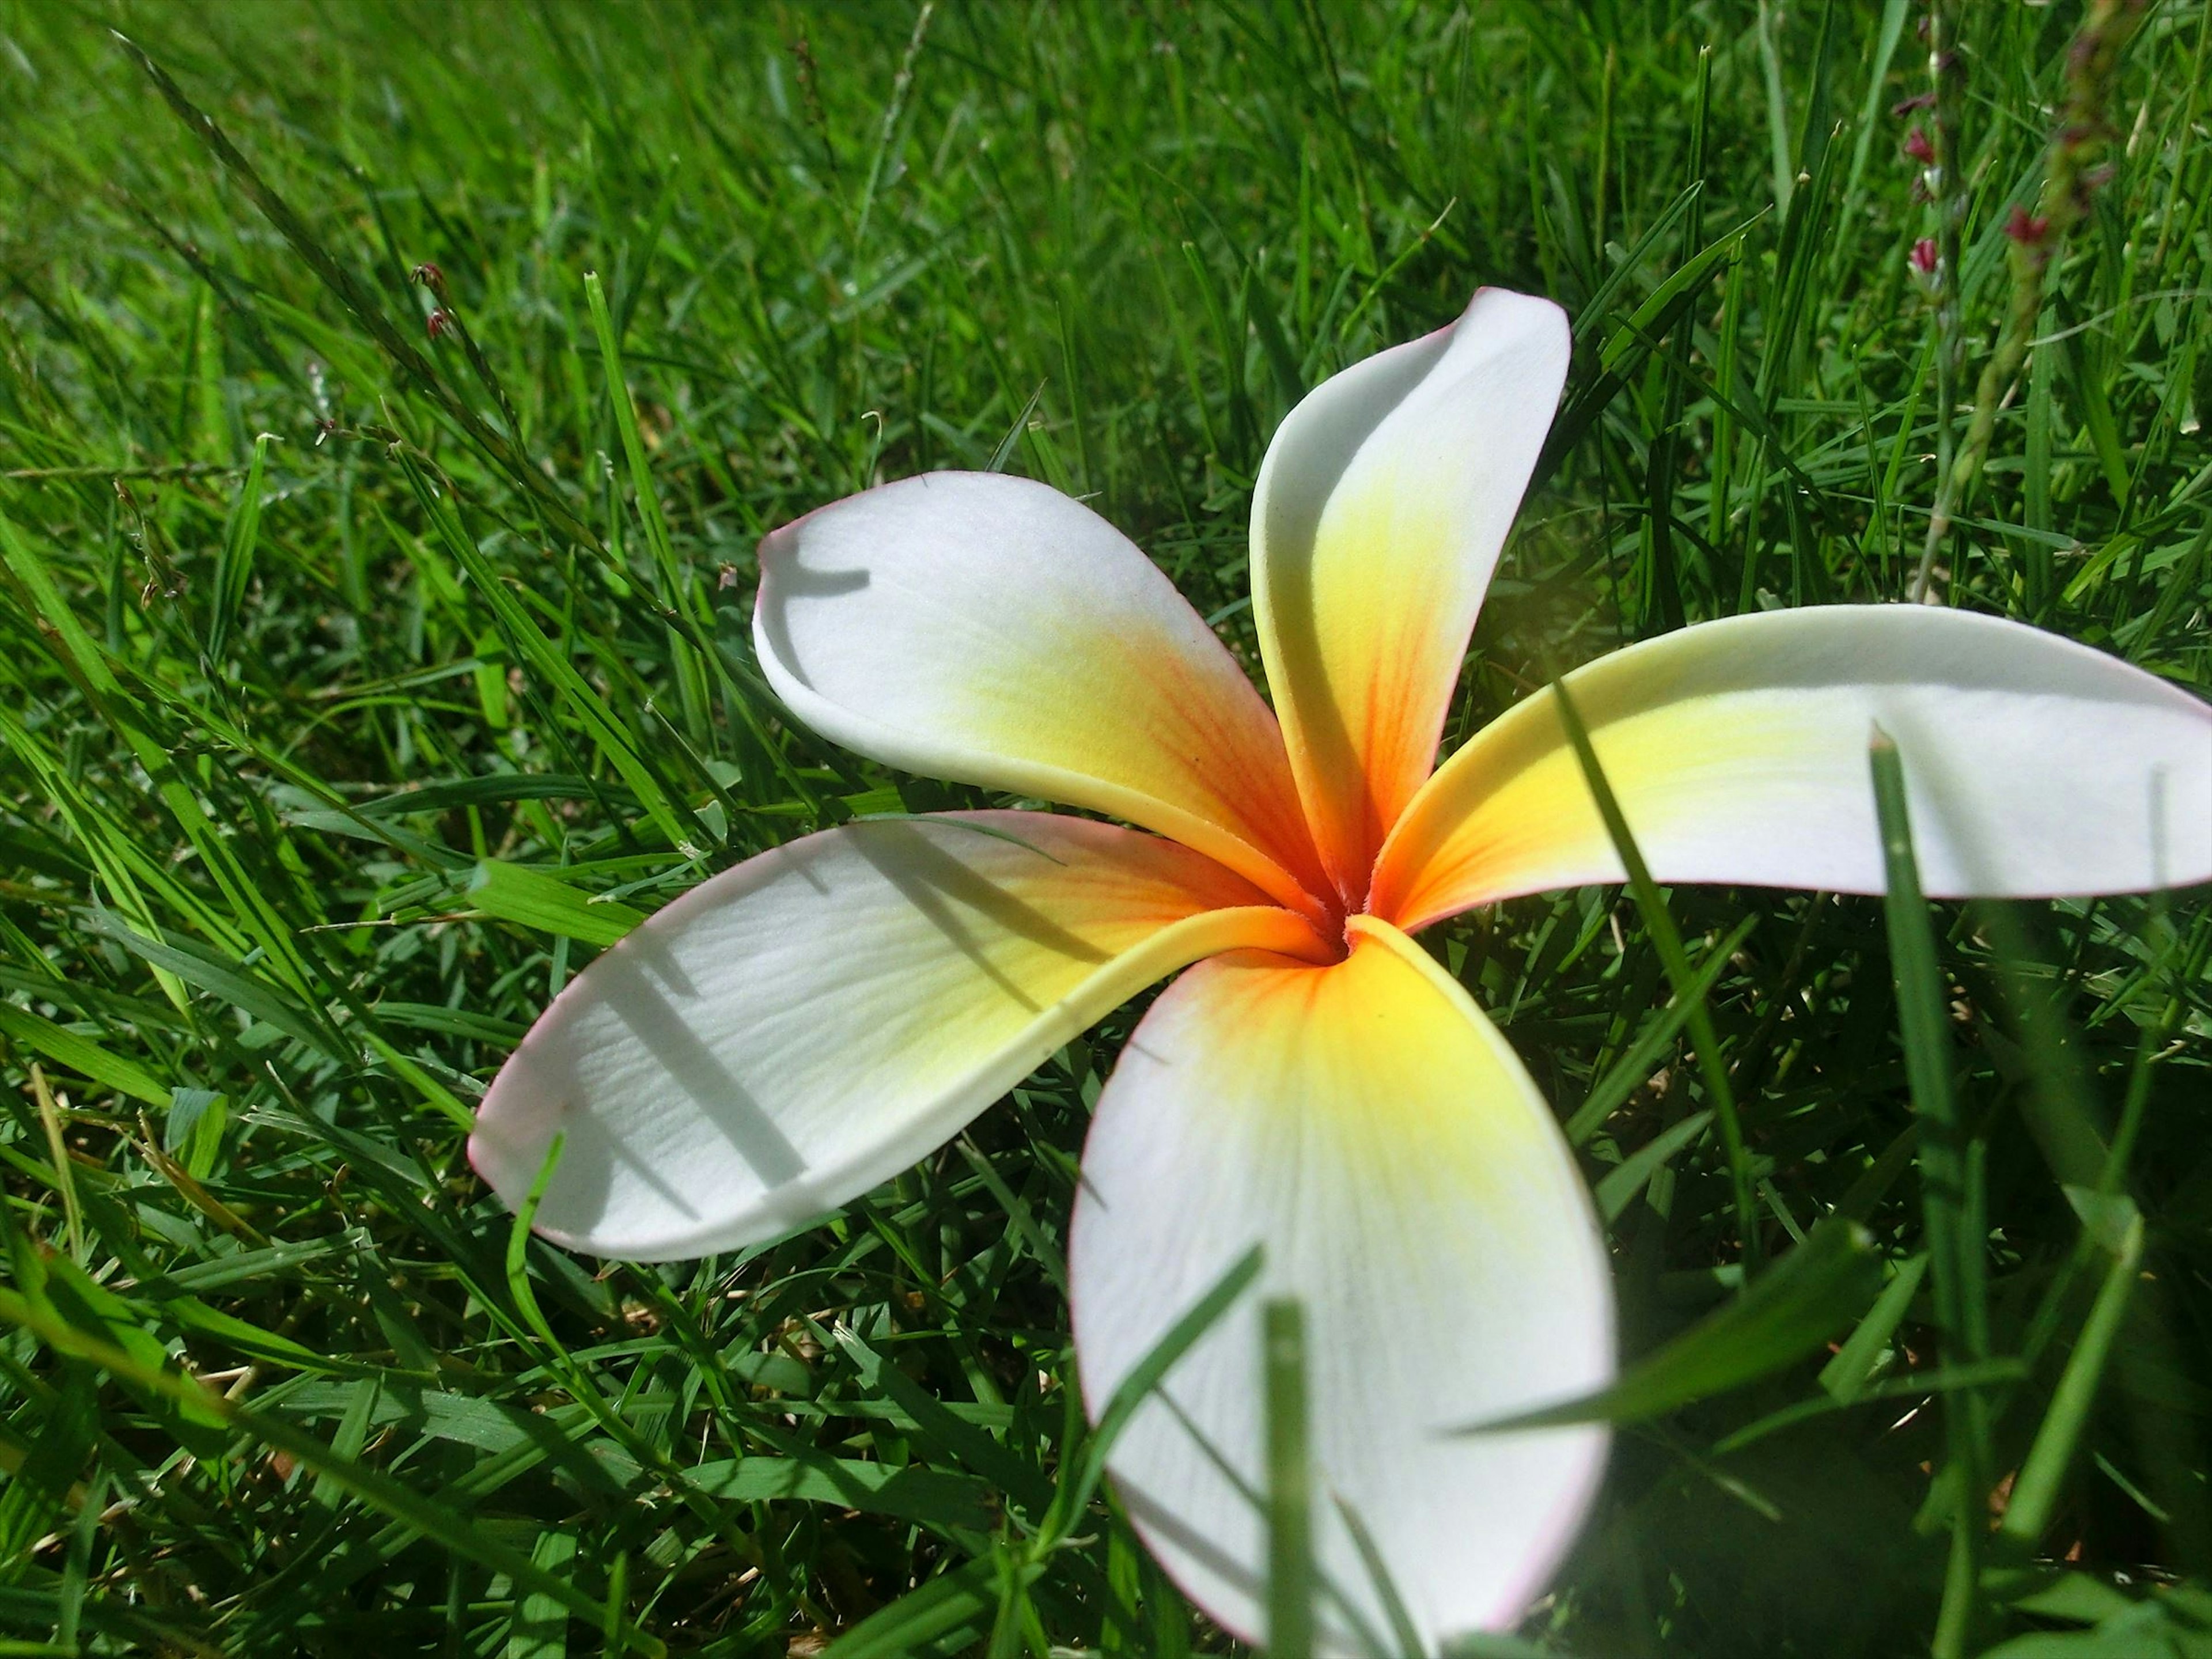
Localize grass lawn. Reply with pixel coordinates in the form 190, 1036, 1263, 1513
1, 1, 2209, 1654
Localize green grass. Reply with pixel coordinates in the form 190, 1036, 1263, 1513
1, 1, 2209, 1654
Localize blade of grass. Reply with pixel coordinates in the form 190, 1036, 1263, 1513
582, 270, 712, 742
1871, 728, 1990, 1658
1994, 1207, 2144, 1558
1264, 1297, 1314, 1659
1567, 912, 1759, 1146
1455, 1218, 1882, 1434
1554, 678, 1760, 1270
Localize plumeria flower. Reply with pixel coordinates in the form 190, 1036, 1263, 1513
472, 289, 2212, 1652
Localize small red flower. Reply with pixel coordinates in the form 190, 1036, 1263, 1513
2003, 206, 2051, 244
412, 261, 446, 294
426, 308, 453, 340
1910, 238, 1938, 276
1903, 127, 1936, 166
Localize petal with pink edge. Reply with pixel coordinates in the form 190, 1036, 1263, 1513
1251, 288, 1570, 897
1070, 915, 1613, 1653
1371, 605, 2212, 930
472, 813, 1322, 1259
754, 472, 1329, 918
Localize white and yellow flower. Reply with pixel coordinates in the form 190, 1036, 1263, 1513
471, 287, 2212, 1651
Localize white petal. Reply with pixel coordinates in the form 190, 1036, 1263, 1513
1071, 916, 1613, 1653
472, 815, 1324, 1258
755, 472, 1330, 916
1373, 605, 2212, 929
1251, 289, 1570, 895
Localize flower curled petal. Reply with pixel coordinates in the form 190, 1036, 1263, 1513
1372, 606, 2212, 931
1251, 287, 1570, 899
472, 813, 1327, 1260
755, 472, 1330, 919
1070, 914, 1612, 1653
